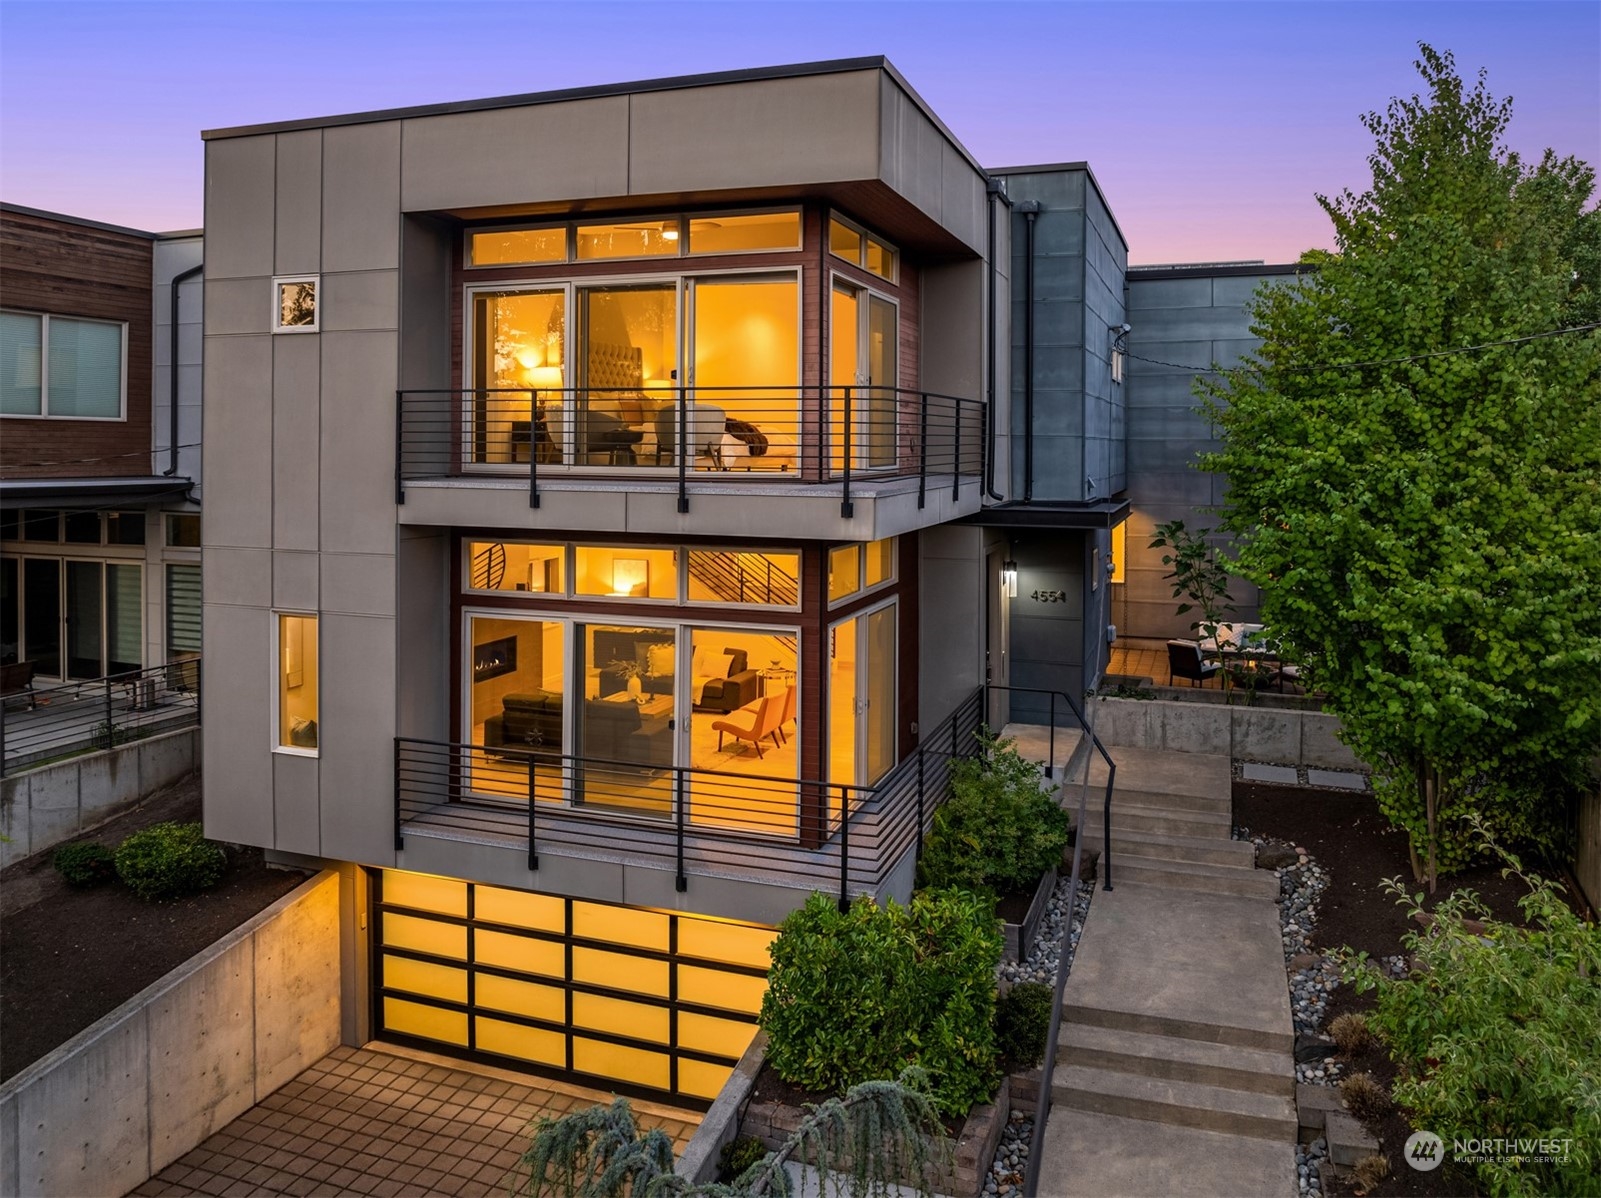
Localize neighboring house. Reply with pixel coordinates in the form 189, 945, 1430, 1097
198, 58, 1280, 1107
0, 204, 203, 690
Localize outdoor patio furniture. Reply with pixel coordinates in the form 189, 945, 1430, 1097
711, 693, 784, 759
1167, 640, 1222, 687
1, 661, 37, 710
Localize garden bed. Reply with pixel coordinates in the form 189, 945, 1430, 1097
1235, 780, 1577, 1198
0, 773, 310, 1081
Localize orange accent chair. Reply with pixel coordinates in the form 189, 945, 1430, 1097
776, 685, 797, 744
712, 693, 784, 759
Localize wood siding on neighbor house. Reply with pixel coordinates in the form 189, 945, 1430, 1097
0, 210, 154, 479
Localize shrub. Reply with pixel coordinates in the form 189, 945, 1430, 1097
52, 842, 116, 887
1338, 1073, 1391, 1124
1328, 1012, 1378, 1057
919, 731, 1069, 896
1339, 828, 1601, 1198
995, 982, 1054, 1071
760, 890, 1001, 1116
114, 821, 227, 901
716, 1135, 768, 1184
1352, 1154, 1389, 1192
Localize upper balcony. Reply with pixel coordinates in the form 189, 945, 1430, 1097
396, 385, 985, 540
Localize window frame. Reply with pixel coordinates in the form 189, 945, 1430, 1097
272, 611, 320, 757
826, 213, 897, 285
272, 275, 320, 334
464, 207, 804, 270
0, 309, 129, 421
826, 537, 898, 609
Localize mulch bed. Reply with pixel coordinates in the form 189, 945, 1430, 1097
1234, 782, 1574, 1198
0, 773, 310, 1082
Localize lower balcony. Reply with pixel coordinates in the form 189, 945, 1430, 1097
395, 387, 985, 538
394, 687, 982, 908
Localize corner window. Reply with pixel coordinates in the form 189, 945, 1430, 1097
829, 538, 896, 606
276, 613, 319, 753
273, 277, 318, 333
1, 311, 126, 419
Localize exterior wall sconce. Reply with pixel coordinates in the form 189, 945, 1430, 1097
1002, 559, 1018, 598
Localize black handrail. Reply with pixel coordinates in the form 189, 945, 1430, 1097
981, 682, 1116, 1198
393, 687, 984, 903
2, 658, 202, 776
393, 384, 985, 514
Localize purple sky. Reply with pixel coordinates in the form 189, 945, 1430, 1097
2, 1, 1595, 264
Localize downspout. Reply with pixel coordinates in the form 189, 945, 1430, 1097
165, 261, 204, 476
1016, 201, 1040, 503
983, 179, 1010, 502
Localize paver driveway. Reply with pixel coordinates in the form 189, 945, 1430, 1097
132, 1044, 700, 1198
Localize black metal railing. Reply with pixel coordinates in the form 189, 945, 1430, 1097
1, 658, 202, 776
394, 687, 983, 903
982, 683, 1116, 1198
395, 385, 985, 516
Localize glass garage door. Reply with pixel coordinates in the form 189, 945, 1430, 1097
373, 871, 773, 1104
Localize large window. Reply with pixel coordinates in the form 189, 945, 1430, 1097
1, 311, 125, 419
276, 614, 319, 753
466, 541, 799, 610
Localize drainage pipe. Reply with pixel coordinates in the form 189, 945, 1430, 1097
1016, 201, 1040, 503
983, 179, 1011, 502
165, 261, 204, 476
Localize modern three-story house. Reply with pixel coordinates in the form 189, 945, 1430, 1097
199, 57, 1279, 1109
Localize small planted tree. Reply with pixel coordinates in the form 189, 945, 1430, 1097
509, 1073, 950, 1198
1147, 519, 1235, 645
1339, 829, 1601, 1197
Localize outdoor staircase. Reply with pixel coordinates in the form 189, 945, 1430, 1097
1037, 746, 1297, 1196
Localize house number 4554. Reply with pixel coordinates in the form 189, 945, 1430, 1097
1030, 589, 1068, 603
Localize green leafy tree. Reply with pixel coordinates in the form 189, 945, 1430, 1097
1147, 518, 1236, 645
1201, 45, 1601, 887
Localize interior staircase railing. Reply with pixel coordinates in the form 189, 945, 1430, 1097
686, 550, 798, 653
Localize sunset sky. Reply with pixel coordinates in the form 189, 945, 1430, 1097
1, 1, 1595, 264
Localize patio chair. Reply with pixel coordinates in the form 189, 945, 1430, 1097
1167, 640, 1221, 687
711, 693, 784, 759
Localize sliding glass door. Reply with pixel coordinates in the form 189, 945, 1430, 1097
828, 600, 896, 792
11, 558, 141, 681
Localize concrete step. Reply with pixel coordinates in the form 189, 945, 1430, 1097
1052, 1063, 1298, 1141
1079, 802, 1233, 840
1062, 999, 1293, 1053
1088, 747, 1232, 798
1037, 1109, 1298, 1198
1086, 828, 1256, 868
1112, 855, 1280, 899
1106, 786, 1232, 815
1058, 1023, 1293, 1097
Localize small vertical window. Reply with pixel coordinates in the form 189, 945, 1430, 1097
106, 511, 145, 545
273, 277, 319, 332
166, 564, 201, 659
827, 545, 861, 604
277, 614, 319, 752
165, 513, 202, 547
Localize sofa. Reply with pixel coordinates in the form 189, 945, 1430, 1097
693, 648, 762, 714
583, 696, 673, 767
484, 689, 564, 756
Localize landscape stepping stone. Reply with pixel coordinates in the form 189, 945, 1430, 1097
1307, 769, 1365, 791
1242, 762, 1298, 785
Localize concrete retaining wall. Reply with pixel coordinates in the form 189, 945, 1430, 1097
1092, 697, 1365, 771
0, 728, 199, 868
0, 870, 342, 1198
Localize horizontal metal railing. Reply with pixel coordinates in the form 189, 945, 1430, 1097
394, 686, 984, 902
395, 385, 985, 515
1, 658, 202, 776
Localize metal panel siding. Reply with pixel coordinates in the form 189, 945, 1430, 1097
202, 334, 274, 549
274, 130, 323, 276
318, 329, 398, 556
318, 612, 398, 864
323, 123, 401, 273
401, 98, 631, 212
205, 136, 276, 280
272, 333, 321, 552
201, 603, 274, 846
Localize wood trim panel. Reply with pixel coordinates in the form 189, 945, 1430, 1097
0, 210, 153, 480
